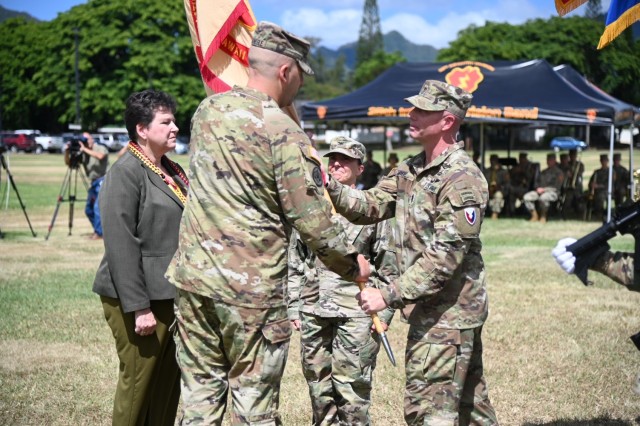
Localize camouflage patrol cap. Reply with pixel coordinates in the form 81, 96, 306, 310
600, 153, 609, 162
251, 21, 314, 75
323, 136, 366, 161
613, 152, 622, 160
405, 80, 473, 118
547, 153, 557, 160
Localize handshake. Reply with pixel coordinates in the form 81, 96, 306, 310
551, 237, 577, 274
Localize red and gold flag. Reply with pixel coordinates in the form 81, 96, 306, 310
184, 0, 257, 95
555, 0, 589, 16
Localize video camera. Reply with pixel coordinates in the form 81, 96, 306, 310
67, 135, 87, 168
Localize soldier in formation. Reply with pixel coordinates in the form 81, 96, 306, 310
326, 80, 499, 425
288, 136, 398, 426
509, 152, 538, 212
587, 154, 611, 220
165, 22, 370, 425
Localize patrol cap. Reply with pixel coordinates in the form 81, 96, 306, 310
600, 153, 609, 161
547, 153, 557, 160
489, 154, 500, 161
323, 136, 366, 161
405, 80, 473, 118
519, 152, 528, 159
251, 21, 314, 75
613, 152, 622, 160
388, 153, 399, 162
559, 153, 568, 160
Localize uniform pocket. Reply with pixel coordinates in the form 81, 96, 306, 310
261, 317, 292, 344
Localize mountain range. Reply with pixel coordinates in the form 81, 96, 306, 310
316, 30, 438, 69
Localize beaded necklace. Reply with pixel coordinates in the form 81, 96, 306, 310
128, 142, 189, 205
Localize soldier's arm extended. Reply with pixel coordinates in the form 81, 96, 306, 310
380, 178, 486, 308
326, 171, 398, 225
286, 231, 304, 322
369, 219, 398, 326
592, 251, 639, 290
274, 133, 361, 282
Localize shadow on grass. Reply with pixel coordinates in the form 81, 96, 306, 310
523, 415, 640, 425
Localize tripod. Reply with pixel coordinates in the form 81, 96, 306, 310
45, 155, 89, 240
0, 152, 37, 238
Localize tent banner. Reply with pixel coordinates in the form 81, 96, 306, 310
184, 0, 257, 95
598, 0, 640, 48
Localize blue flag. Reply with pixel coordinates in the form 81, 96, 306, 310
598, 0, 640, 49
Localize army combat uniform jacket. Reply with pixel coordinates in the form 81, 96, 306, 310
287, 215, 397, 324
593, 251, 640, 291
166, 86, 360, 309
327, 141, 489, 330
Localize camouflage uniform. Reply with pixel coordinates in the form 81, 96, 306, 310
288, 137, 398, 425
588, 157, 611, 219
612, 154, 629, 206
166, 22, 360, 426
327, 80, 498, 426
523, 156, 564, 215
483, 156, 509, 216
288, 216, 397, 425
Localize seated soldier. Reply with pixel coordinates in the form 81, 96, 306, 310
509, 152, 538, 213
587, 154, 611, 221
523, 153, 564, 224
484, 154, 510, 219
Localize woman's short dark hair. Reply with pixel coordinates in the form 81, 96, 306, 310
124, 89, 177, 142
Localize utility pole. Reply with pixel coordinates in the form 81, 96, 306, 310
74, 27, 81, 127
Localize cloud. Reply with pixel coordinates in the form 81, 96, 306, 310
281, 8, 362, 48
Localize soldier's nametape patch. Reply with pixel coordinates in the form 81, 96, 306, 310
312, 167, 323, 187
459, 190, 477, 203
464, 207, 477, 225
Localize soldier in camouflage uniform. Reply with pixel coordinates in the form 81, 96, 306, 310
165, 22, 370, 426
288, 136, 398, 426
612, 153, 630, 206
552, 238, 640, 394
326, 80, 499, 425
484, 154, 510, 220
587, 154, 611, 221
523, 153, 564, 223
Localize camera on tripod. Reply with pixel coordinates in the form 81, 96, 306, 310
67, 136, 87, 168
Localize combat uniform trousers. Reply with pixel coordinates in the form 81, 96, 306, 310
299, 312, 380, 426
101, 296, 180, 426
403, 326, 498, 426
174, 289, 291, 426
523, 189, 558, 215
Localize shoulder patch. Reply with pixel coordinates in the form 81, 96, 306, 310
312, 167, 323, 187
459, 190, 477, 204
464, 207, 477, 225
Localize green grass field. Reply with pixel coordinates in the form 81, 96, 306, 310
1, 150, 640, 425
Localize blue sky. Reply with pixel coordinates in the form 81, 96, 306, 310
2, 0, 604, 49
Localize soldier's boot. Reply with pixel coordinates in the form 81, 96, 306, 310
491, 212, 498, 220
529, 210, 539, 222
539, 212, 548, 224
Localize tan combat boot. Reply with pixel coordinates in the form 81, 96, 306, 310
539, 212, 548, 224
491, 212, 498, 220
529, 210, 539, 222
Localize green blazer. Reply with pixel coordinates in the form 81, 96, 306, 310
93, 150, 187, 313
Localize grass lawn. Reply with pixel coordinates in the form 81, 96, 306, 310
1, 150, 639, 425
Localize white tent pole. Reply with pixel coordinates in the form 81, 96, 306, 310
607, 125, 614, 221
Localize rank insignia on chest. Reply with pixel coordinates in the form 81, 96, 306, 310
464, 207, 477, 225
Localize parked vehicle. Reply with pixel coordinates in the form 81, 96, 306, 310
35, 134, 64, 153
0, 132, 37, 152
550, 136, 587, 151
174, 136, 190, 155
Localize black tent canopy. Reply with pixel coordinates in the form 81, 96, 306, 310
302, 59, 619, 126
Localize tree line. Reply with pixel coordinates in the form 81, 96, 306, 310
1, 0, 639, 134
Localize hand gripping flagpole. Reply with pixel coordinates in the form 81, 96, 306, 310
356, 278, 396, 366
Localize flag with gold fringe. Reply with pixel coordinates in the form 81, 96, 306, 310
183, 0, 257, 95
555, 0, 588, 16
598, 0, 640, 48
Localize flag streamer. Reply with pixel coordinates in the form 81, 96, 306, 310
555, 0, 589, 16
